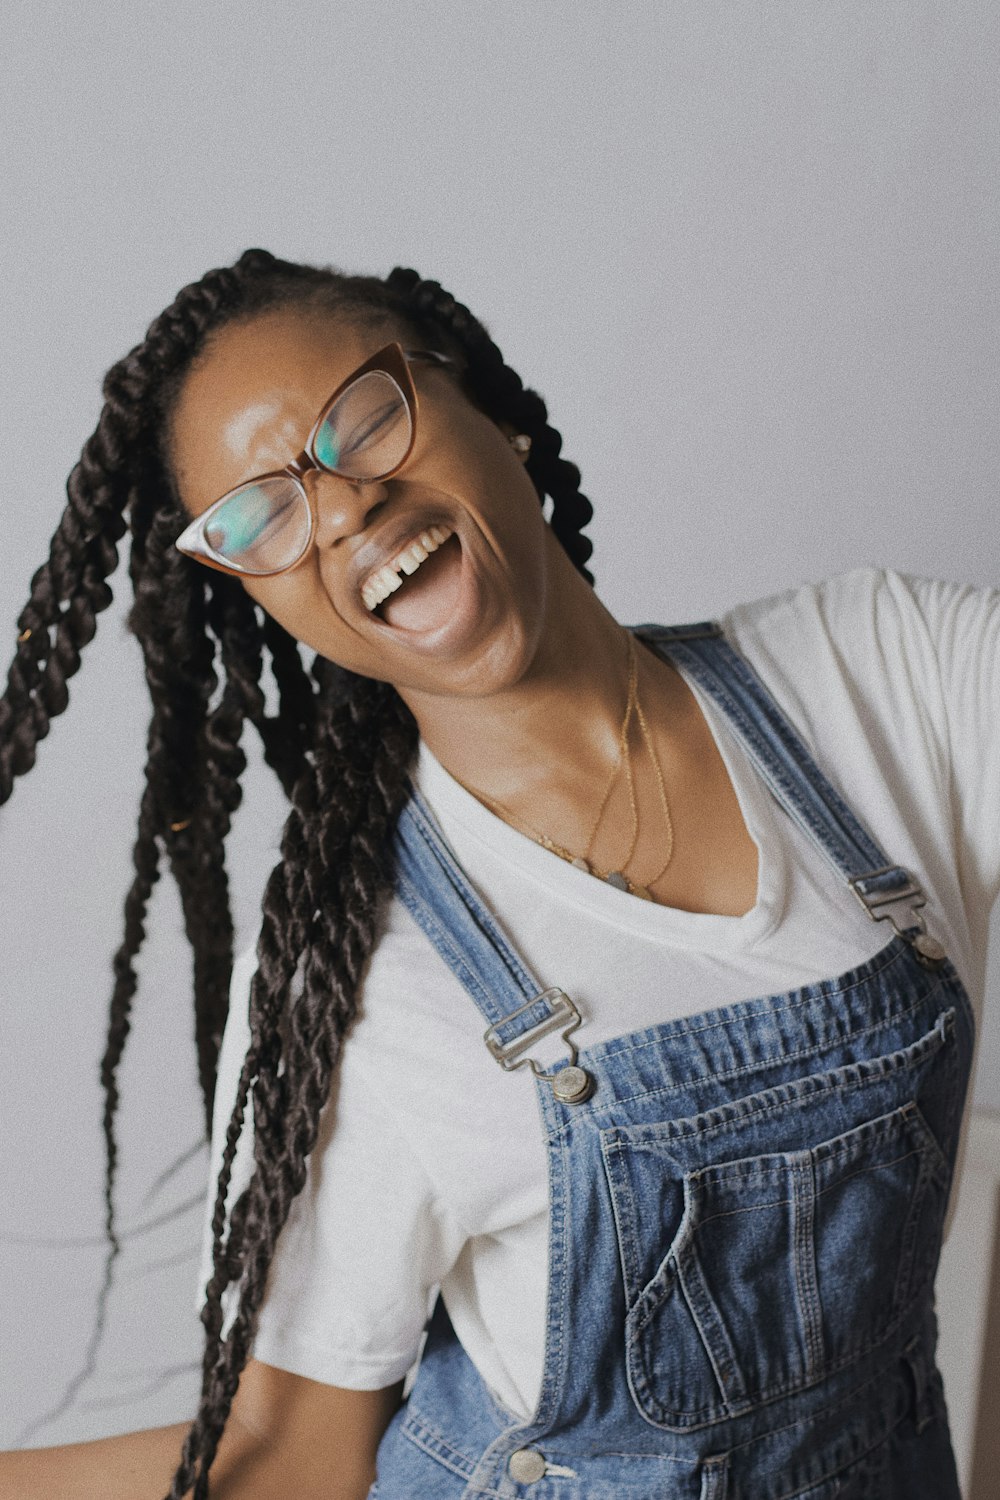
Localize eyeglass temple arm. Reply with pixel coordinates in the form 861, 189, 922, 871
403, 349, 455, 369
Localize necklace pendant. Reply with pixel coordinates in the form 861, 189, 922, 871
605, 871, 630, 892
571, 857, 592, 873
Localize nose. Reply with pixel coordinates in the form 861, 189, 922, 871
307, 470, 389, 548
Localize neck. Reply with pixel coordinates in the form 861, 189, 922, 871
397, 531, 640, 824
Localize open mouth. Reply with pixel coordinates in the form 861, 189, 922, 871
363, 527, 465, 633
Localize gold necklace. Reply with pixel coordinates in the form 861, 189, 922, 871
459, 634, 675, 901
630, 676, 676, 893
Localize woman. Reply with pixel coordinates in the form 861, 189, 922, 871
0, 249, 995, 1499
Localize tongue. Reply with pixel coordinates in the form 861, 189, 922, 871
380, 535, 463, 632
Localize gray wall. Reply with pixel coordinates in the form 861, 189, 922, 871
1, 0, 997, 1450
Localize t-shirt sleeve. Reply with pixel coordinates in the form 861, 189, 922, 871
194, 941, 467, 1389
899, 571, 1000, 917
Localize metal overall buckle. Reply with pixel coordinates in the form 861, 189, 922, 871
848, 866, 947, 969
483, 988, 594, 1104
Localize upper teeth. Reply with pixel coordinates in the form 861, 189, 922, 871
362, 525, 453, 611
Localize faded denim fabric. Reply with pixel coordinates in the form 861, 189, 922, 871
370, 623, 974, 1499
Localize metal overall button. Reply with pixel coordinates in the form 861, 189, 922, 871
484, 988, 595, 1104
912, 932, 947, 968
508, 1448, 547, 1484
552, 1064, 594, 1104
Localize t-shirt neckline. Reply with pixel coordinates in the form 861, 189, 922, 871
413, 657, 787, 953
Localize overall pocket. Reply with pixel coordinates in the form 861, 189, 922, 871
600, 1008, 956, 1431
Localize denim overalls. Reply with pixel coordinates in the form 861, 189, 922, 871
371, 622, 975, 1500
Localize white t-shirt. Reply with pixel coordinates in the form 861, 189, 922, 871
197, 566, 1000, 1421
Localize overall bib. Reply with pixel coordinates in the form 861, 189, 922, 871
371, 623, 975, 1500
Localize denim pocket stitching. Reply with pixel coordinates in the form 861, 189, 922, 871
791, 1151, 825, 1379
612, 1097, 949, 1429
600, 985, 952, 1115
608, 1008, 954, 1153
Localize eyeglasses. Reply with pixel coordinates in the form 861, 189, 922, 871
174, 341, 454, 578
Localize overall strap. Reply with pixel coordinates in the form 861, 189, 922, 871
639, 622, 944, 962
394, 793, 593, 1103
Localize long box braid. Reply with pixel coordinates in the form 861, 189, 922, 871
0, 249, 594, 1496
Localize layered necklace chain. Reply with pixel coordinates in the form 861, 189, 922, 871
460, 634, 675, 901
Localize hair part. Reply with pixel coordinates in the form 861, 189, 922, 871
0, 248, 593, 1496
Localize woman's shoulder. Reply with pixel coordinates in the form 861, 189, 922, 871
709, 569, 999, 906
722, 564, 994, 648
642, 566, 996, 694
717, 565, 998, 725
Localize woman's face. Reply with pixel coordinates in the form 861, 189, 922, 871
169, 308, 557, 701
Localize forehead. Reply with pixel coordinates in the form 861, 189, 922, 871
169, 308, 401, 514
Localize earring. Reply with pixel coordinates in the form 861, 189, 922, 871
509, 434, 532, 456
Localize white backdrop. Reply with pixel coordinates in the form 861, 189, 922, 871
1, 0, 997, 1455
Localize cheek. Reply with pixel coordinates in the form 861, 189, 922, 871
239, 571, 345, 658
239, 568, 397, 680
478, 454, 549, 593
426, 409, 548, 556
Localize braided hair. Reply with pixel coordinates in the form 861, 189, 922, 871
0, 249, 594, 1497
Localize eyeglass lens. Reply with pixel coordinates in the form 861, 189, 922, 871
202, 370, 414, 575
204, 480, 312, 575
313, 370, 412, 480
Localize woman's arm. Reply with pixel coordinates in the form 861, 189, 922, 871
0, 1359, 404, 1500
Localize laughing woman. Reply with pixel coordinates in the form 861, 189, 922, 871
0, 250, 997, 1500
